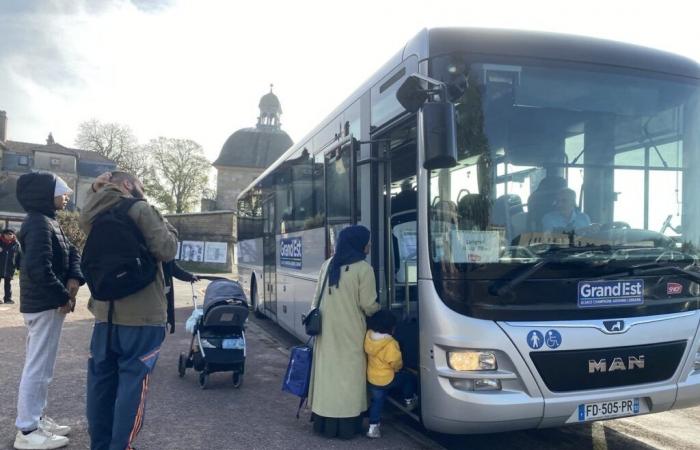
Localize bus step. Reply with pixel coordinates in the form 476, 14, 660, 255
387, 397, 420, 422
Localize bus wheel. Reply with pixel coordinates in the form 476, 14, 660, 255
252, 279, 265, 319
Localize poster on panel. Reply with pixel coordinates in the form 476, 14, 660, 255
181, 241, 204, 262
204, 242, 228, 264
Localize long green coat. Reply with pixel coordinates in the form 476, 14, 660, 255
308, 259, 380, 418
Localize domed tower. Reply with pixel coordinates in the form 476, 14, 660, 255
213, 86, 293, 210
258, 84, 282, 128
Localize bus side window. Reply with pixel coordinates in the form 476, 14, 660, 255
326, 145, 352, 223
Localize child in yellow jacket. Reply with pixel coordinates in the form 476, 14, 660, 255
364, 309, 417, 439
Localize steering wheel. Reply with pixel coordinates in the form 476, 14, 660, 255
599, 221, 631, 231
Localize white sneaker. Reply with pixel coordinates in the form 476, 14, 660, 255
13, 429, 68, 450
366, 423, 381, 439
39, 417, 71, 437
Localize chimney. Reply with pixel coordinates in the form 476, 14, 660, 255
47, 132, 55, 145
0, 111, 6, 142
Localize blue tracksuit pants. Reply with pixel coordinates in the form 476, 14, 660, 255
87, 323, 165, 450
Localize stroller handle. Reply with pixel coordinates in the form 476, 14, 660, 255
194, 275, 234, 282
191, 282, 199, 310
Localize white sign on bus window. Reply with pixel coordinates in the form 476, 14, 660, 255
450, 230, 501, 263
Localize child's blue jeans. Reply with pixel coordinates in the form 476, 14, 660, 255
367, 370, 416, 424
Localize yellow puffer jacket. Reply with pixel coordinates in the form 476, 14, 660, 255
364, 331, 403, 386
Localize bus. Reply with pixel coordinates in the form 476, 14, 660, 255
235, 28, 700, 433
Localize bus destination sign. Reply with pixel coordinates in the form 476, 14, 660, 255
577, 280, 644, 308
280, 237, 303, 269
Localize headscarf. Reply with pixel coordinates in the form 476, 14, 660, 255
328, 225, 370, 289
54, 175, 73, 197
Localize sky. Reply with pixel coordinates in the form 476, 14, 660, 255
1, 0, 700, 163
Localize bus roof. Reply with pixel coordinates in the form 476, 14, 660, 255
427, 28, 700, 79
238, 27, 700, 203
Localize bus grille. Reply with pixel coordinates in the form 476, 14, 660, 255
530, 340, 687, 392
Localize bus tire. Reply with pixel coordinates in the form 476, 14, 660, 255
251, 277, 265, 319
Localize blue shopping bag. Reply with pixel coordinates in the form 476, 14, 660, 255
282, 340, 313, 418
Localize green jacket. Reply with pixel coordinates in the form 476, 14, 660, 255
79, 184, 178, 326
308, 259, 380, 417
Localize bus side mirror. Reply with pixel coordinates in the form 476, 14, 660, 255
396, 75, 428, 113
422, 102, 458, 170
397, 75, 458, 170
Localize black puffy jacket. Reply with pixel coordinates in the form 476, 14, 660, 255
0, 239, 21, 278
16, 172, 85, 313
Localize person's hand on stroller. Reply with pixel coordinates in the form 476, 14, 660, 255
190, 274, 199, 283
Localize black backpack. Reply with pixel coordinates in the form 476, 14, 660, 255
81, 198, 158, 301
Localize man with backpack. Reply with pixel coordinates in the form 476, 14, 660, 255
0, 229, 21, 304
79, 171, 177, 450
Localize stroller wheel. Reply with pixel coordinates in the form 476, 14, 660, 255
199, 372, 209, 389
178, 353, 187, 378
232, 371, 243, 388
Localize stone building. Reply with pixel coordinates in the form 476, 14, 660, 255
167, 88, 293, 273
213, 87, 293, 210
0, 111, 117, 219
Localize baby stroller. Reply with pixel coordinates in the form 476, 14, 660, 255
178, 277, 249, 389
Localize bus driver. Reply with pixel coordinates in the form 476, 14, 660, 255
542, 187, 592, 232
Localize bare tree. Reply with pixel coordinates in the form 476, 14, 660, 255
74, 119, 148, 177
144, 137, 210, 213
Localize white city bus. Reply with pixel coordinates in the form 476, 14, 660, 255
235, 28, 700, 433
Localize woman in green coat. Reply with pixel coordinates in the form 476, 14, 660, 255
308, 225, 380, 439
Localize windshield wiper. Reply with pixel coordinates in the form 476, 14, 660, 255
601, 263, 700, 283
490, 247, 604, 296
490, 249, 697, 298
490, 258, 550, 297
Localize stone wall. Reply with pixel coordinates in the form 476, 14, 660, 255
165, 211, 237, 274
215, 166, 262, 210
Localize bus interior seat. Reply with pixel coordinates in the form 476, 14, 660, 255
493, 194, 526, 240
526, 176, 567, 231
431, 200, 459, 227
457, 194, 490, 230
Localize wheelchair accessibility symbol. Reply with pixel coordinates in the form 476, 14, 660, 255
545, 330, 562, 349
526, 330, 544, 349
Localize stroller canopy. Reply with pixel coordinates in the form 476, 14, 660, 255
203, 279, 247, 315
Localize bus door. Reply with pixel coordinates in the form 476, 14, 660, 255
374, 120, 419, 368
262, 194, 277, 317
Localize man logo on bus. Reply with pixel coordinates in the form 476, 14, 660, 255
588, 355, 645, 373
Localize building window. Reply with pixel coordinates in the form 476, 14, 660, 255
50, 158, 61, 168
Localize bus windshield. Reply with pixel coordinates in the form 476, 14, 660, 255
427, 55, 700, 319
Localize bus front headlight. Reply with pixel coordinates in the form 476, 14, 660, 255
447, 350, 497, 371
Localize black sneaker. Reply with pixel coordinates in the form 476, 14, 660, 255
4, 299, 14, 304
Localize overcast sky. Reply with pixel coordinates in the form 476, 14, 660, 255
1, 0, 699, 163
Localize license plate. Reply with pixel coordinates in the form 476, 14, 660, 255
578, 398, 640, 422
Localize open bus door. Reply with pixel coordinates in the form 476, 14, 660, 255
372, 119, 420, 372
262, 194, 277, 317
